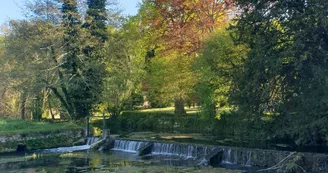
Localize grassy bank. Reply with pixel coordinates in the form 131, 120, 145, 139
0, 118, 83, 135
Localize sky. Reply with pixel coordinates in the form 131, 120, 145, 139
0, 0, 141, 25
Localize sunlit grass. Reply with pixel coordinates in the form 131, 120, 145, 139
0, 118, 83, 135
137, 106, 200, 114
0, 119, 6, 125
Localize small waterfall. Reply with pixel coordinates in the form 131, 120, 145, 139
233, 150, 238, 164
222, 148, 232, 164
245, 151, 252, 166
151, 142, 211, 159
222, 149, 252, 166
86, 137, 99, 145
112, 140, 149, 153
111, 139, 214, 160
40, 145, 91, 153
109, 139, 254, 168
39, 137, 100, 153
151, 142, 194, 158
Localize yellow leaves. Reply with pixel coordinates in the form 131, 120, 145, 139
272, 19, 284, 32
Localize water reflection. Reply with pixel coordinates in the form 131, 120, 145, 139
0, 149, 246, 173
0, 150, 141, 173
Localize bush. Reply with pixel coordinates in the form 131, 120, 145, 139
92, 111, 209, 134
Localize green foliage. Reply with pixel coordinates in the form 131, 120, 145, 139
99, 16, 147, 115
92, 111, 208, 134
84, 0, 108, 42
2, 0, 328, 151
194, 27, 248, 120
232, 0, 328, 145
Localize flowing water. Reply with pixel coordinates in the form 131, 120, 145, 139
0, 150, 244, 173
111, 139, 257, 172
39, 137, 100, 154
0, 138, 255, 173
112, 139, 215, 159
112, 139, 150, 153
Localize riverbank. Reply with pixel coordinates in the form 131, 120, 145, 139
0, 118, 84, 152
0, 118, 82, 135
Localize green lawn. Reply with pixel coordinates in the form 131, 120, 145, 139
137, 106, 200, 114
0, 118, 83, 135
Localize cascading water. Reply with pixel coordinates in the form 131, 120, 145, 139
221, 148, 252, 166
233, 150, 238, 164
112, 140, 149, 153
151, 142, 214, 159
245, 151, 252, 166
111, 140, 214, 160
40, 145, 90, 153
39, 137, 100, 153
151, 142, 194, 159
86, 137, 99, 145
222, 148, 232, 164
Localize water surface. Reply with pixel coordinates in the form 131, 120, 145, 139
0, 149, 241, 173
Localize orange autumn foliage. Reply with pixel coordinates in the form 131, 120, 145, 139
145, 0, 235, 55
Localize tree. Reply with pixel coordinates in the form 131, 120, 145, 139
56, 0, 107, 119
232, 0, 328, 145
0, 36, 10, 116
194, 27, 248, 120
100, 17, 147, 115
1, 0, 66, 120
4, 18, 61, 120
84, 0, 108, 43
2, 0, 108, 120
140, 0, 234, 114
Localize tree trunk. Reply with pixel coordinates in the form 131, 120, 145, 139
47, 85, 73, 118
48, 99, 55, 120
20, 92, 27, 120
174, 98, 186, 115
0, 87, 7, 115
41, 89, 49, 119
57, 69, 74, 115
50, 46, 75, 118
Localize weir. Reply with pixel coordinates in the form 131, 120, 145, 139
106, 139, 328, 172
86, 137, 100, 145
111, 139, 217, 159
111, 139, 224, 166
151, 142, 215, 159
111, 139, 150, 153
222, 148, 252, 166
39, 137, 100, 153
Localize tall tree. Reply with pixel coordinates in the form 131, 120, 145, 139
140, 0, 233, 114
195, 27, 248, 120
101, 17, 146, 115
2, 0, 109, 120
59, 0, 107, 119
59, 0, 84, 119
5, 0, 64, 120
4, 18, 61, 120
84, 0, 108, 43
81, 0, 109, 116
232, 0, 328, 145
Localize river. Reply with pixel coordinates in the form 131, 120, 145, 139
0, 148, 242, 173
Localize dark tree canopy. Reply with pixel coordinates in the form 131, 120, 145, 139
84, 0, 108, 42
231, 0, 328, 145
